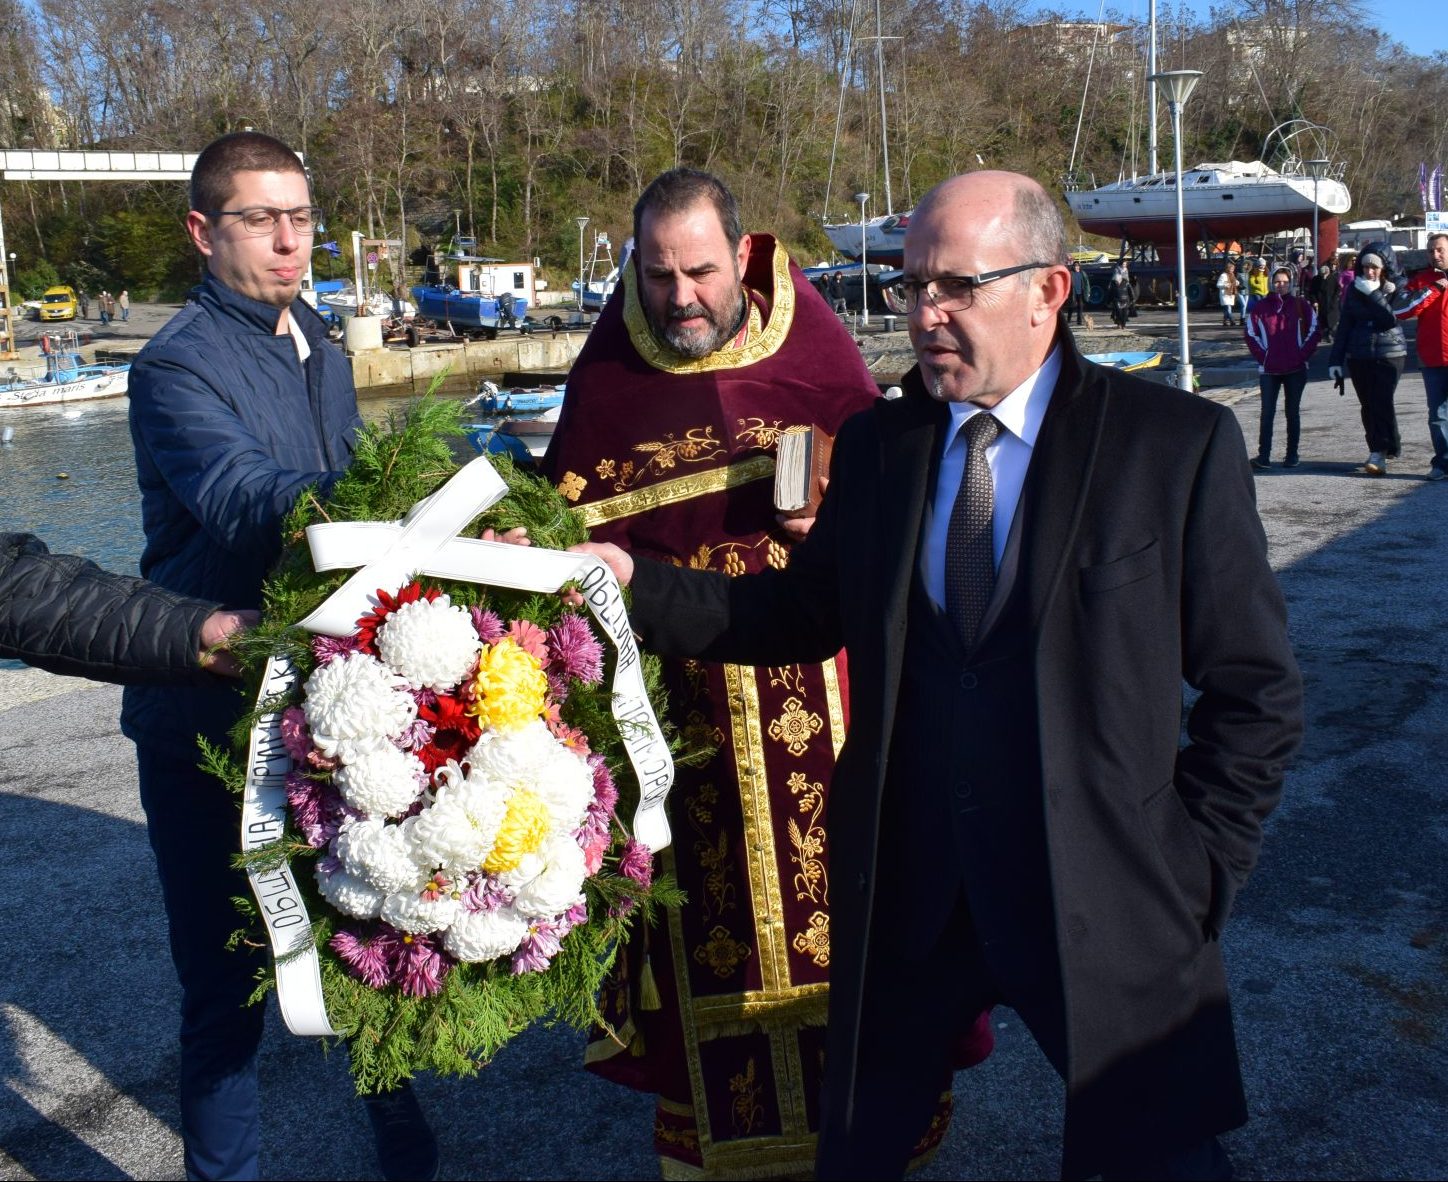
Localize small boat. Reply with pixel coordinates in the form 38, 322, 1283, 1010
570, 234, 632, 313
1084, 351, 1163, 372
466, 405, 560, 465
823, 212, 909, 267
319, 284, 416, 321
464, 379, 566, 417
413, 249, 535, 336
0, 332, 130, 409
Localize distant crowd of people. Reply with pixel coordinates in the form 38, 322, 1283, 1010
74, 288, 130, 324
1225, 236, 1448, 479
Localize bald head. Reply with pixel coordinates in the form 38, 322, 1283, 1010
903, 171, 1070, 406
912, 172, 1067, 266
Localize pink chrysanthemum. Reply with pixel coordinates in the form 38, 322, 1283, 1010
470, 607, 506, 643
312, 634, 361, 664
618, 839, 654, 888
511, 919, 562, 974
589, 756, 618, 814
396, 933, 450, 997
547, 614, 604, 685
286, 771, 346, 848
410, 686, 440, 710
506, 619, 548, 661
547, 717, 591, 757
396, 718, 437, 751
420, 871, 453, 902
575, 801, 611, 846
279, 707, 312, 763
460, 873, 513, 913
331, 930, 392, 989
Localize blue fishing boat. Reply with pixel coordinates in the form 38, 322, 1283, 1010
464, 380, 566, 416
411, 285, 527, 333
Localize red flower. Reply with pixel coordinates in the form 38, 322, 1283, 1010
354, 581, 440, 652
416, 692, 482, 773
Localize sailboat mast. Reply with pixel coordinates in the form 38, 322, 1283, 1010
875, 0, 892, 214
1148, 0, 1159, 175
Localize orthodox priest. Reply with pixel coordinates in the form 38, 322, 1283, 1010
543, 170, 954, 1178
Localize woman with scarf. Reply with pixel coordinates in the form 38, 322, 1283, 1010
1329, 249, 1408, 475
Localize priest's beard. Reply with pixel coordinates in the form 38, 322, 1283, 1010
647, 288, 748, 360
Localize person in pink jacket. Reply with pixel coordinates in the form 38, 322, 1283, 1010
1245, 266, 1322, 468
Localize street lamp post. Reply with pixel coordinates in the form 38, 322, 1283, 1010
854, 191, 870, 328
1307, 158, 1331, 270
575, 217, 590, 314
1151, 69, 1202, 393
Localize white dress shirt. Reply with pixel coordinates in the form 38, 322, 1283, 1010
921, 345, 1061, 610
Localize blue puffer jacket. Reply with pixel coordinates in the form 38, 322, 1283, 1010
122, 274, 361, 755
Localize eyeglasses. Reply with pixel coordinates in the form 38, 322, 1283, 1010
895, 262, 1056, 313
205, 205, 324, 235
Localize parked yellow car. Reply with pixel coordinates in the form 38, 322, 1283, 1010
38, 285, 78, 321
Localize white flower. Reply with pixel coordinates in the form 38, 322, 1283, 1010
528, 746, 595, 833
334, 745, 427, 818
442, 905, 530, 962
512, 833, 588, 919
408, 778, 508, 873
376, 596, 483, 691
381, 889, 461, 935
315, 864, 386, 919
303, 652, 416, 761
335, 817, 424, 895
465, 721, 557, 789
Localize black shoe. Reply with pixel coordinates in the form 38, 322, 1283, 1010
1283, 456, 1300, 468
364, 1082, 440, 1182
1249, 456, 1270, 470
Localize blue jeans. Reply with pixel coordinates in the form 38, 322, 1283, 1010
1424, 365, 1448, 473
136, 744, 267, 1180
1258, 369, 1308, 462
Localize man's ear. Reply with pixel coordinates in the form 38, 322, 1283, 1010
736, 232, 752, 278
1031, 265, 1071, 327
185, 211, 214, 259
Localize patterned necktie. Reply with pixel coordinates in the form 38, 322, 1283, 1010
945, 413, 1001, 648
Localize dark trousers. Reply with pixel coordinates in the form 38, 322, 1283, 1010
1348, 355, 1404, 455
1423, 365, 1448, 472
1069, 293, 1085, 325
815, 902, 1232, 1181
1257, 369, 1307, 462
136, 744, 267, 1181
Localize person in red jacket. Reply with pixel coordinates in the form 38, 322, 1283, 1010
1245, 266, 1322, 468
1396, 231, 1448, 480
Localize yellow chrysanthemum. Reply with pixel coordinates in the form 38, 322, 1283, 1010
469, 638, 548, 732
483, 789, 550, 873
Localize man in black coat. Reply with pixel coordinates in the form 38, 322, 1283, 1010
574, 171, 1303, 1180
1, 531, 251, 682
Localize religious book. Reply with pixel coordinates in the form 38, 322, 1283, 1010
774, 424, 833, 517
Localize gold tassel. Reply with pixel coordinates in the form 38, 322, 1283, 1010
639, 953, 663, 1011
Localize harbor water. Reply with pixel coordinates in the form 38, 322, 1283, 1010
0, 385, 478, 670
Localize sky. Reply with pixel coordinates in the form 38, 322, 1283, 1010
1023, 0, 1446, 57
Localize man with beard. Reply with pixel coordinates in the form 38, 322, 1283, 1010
542, 168, 968, 1179
123, 131, 435, 1181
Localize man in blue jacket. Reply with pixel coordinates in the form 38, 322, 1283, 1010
123, 132, 433, 1181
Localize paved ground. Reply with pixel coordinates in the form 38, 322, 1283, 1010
1, 339, 1445, 1179
8, 300, 182, 355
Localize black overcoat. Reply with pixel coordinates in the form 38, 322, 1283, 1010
629, 328, 1303, 1176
